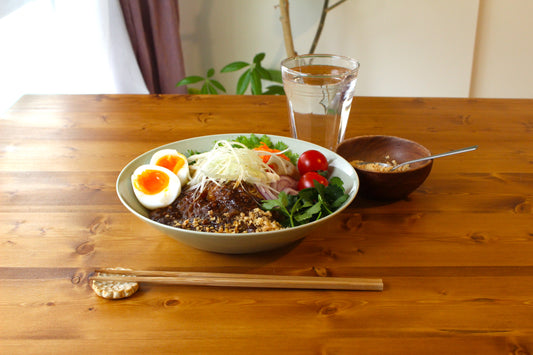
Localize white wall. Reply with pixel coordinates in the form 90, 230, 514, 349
178, 0, 533, 98
470, 0, 533, 98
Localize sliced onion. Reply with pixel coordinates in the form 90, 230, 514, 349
256, 184, 278, 200
257, 175, 299, 200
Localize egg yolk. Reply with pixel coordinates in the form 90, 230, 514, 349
156, 155, 185, 174
134, 169, 169, 195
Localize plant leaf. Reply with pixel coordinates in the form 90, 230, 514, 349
255, 66, 272, 81
176, 76, 204, 86
200, 82, 209, 94
221, 61, 249, 73
250, 70, 262, 95
187, 87, 201, 94
262, 85, 285, 95
206, 83, 218, 94
207, 68, 215, 78
253, 52, 265, 64
236, 69, 252, 95
267, 69, 283, 83
209, 79, 226, 93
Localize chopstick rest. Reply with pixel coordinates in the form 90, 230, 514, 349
91, 267, 139, 299
90, 268, 383, 298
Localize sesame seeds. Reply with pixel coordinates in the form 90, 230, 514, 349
172, 208, 282, 233
350, 159, 411, 172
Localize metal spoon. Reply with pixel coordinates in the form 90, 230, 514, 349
358, 145, 478, 171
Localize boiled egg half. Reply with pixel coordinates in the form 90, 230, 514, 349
149, 149, 189, 186
131, 165, 181, 209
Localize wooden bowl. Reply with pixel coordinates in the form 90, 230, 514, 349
336, 135, 432, 200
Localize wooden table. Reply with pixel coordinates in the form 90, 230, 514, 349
1, 95, 532, 354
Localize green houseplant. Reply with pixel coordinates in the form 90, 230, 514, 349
176, 53, 284, 95
177, 0, 347, 95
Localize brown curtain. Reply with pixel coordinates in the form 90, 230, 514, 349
119, 0, 187, 94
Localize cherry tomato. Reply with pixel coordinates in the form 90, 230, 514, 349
297, 150, 328, 175
297, 172, 329, 190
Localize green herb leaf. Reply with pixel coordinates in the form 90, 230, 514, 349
278, 191, 290, 209
258, 134, 273, 147
297, 188, 318, 205
294, 201, 323, 222
261, 191, 295, 227
270, 140, 287, 151
234, 133, 262, 148
261, 175, 350, 227
262, 198, 284, 211
329, 176, 344, 187
331, 194, 350, 209
186, 149, 201, 157
207, 68, 215, 78
269, 139, 297, 164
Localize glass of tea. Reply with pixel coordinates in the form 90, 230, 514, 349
281, 54, 360, 150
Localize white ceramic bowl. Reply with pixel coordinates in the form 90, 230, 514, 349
116, 134, 359, 254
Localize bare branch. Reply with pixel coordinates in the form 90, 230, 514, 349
309, 0, 329, 54
326, 0, 347, 12
279, 0, 296, 57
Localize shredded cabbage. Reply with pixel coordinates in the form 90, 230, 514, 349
187, 140, 280, 191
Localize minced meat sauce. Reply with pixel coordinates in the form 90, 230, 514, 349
149, 181, 282, 233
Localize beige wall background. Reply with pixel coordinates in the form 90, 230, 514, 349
178, 0, 533, 98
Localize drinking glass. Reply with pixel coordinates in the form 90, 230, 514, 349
281, 54, 360, 150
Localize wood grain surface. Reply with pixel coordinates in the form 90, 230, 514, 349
1, 95, 532, 354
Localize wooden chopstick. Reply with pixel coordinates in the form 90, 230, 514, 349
91, 268, 383, 291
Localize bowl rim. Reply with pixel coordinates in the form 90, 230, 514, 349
337, 134, 433, 174
116, 133, 359, 239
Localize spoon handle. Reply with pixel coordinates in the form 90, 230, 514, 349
392, 145, 478, 170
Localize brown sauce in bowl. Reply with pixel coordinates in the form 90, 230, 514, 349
149, 181, 282, 233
